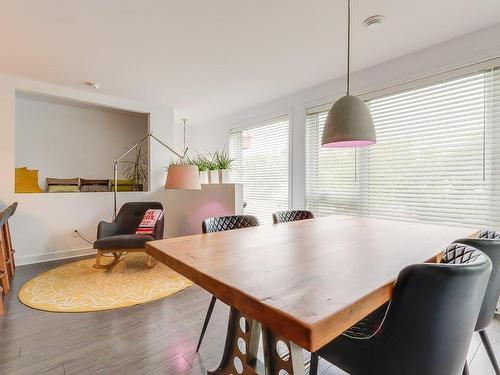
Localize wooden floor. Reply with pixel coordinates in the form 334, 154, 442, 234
0, 258, 499, 375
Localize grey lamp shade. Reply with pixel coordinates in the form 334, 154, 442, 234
321, 95, 376, 147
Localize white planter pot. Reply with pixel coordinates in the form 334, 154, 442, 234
219, 169, 231, 183
199, 170, 209, 184
209, 170, 219, 184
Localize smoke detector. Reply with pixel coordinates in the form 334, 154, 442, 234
363, 15, 385, 28
84, 81, 100, 89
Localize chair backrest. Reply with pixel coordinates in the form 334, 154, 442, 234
478, 229, 500, 239
202, 215, 259, 233
115, 202, 164, 238
372, 243, 491, 375
454, 234, 500, 331
272, 210, 314, 224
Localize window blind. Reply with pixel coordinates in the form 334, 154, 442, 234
306, 110, 362, 216
230, 116, 289, 224
306, 66, 500, 228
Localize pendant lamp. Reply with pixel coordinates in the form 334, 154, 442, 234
321, 0, 376, 148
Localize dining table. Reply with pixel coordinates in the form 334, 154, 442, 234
146, 215, 477, 375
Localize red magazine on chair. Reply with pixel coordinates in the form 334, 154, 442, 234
135, 209, 164, 235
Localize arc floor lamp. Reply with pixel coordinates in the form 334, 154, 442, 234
112, 127, 200, 218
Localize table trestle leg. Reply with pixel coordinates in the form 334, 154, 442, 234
208, 307, 261, 375
262, 329, 305, 375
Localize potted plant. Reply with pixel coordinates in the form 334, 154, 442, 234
193, 155, 209, 184
206, 154, 219, 184
215, 148, 233, 183
122, 145, 148, 191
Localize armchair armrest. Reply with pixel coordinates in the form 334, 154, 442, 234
153, 217, 165, 240
97, 221, 119, 239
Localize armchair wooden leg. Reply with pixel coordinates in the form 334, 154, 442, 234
112, 251, 123, 265
95, 250, 103, 269
146, 255, 158, 268
94, 250, 124, 269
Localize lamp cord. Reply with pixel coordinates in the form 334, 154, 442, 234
183, 119, 187, 152
74, 230, 93, 245
346, 0, 351, 95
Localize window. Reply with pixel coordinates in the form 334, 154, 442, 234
306, 66, 500, 227
230, 116, 289, 224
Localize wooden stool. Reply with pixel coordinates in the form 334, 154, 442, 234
0, 223, 10, 296
2, 220, 15, 278
0, 202, 17, 297
0, 286, 4, 315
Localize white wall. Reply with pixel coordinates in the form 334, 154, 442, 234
189, 23, 500, 210
3, 23, 500, 265
165, 183, 243, 238
15, 94, 148, 190
0, 74, 177, 265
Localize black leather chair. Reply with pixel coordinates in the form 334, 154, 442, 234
93, 202, 164, 268
272, 210, 314, 224
196, 215, 259, 352
454, 231, 500, 375
310, 243, 492, 375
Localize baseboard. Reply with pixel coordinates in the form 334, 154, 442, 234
16, 247, 95, 266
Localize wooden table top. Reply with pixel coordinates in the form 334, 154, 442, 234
146, 215, 476, 352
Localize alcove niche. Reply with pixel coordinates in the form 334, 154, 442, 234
15, 91, 150, 193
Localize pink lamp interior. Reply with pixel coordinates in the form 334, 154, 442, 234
323, 140, 375, 148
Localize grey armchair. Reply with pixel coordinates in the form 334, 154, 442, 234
93, 202, 164, 268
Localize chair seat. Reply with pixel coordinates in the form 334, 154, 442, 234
94, 234, 155, 250
316, 303, 388, 373
342, 303, 387, 339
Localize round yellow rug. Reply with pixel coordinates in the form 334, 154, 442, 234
18, 253, 193, 313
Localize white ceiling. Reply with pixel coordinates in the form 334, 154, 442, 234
1, 0, 500, 123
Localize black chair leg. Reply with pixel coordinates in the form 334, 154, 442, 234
479, 329, 500, 375
196, 295, 217, 352
463, 361, 470, 375
309, 352, 319, 375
